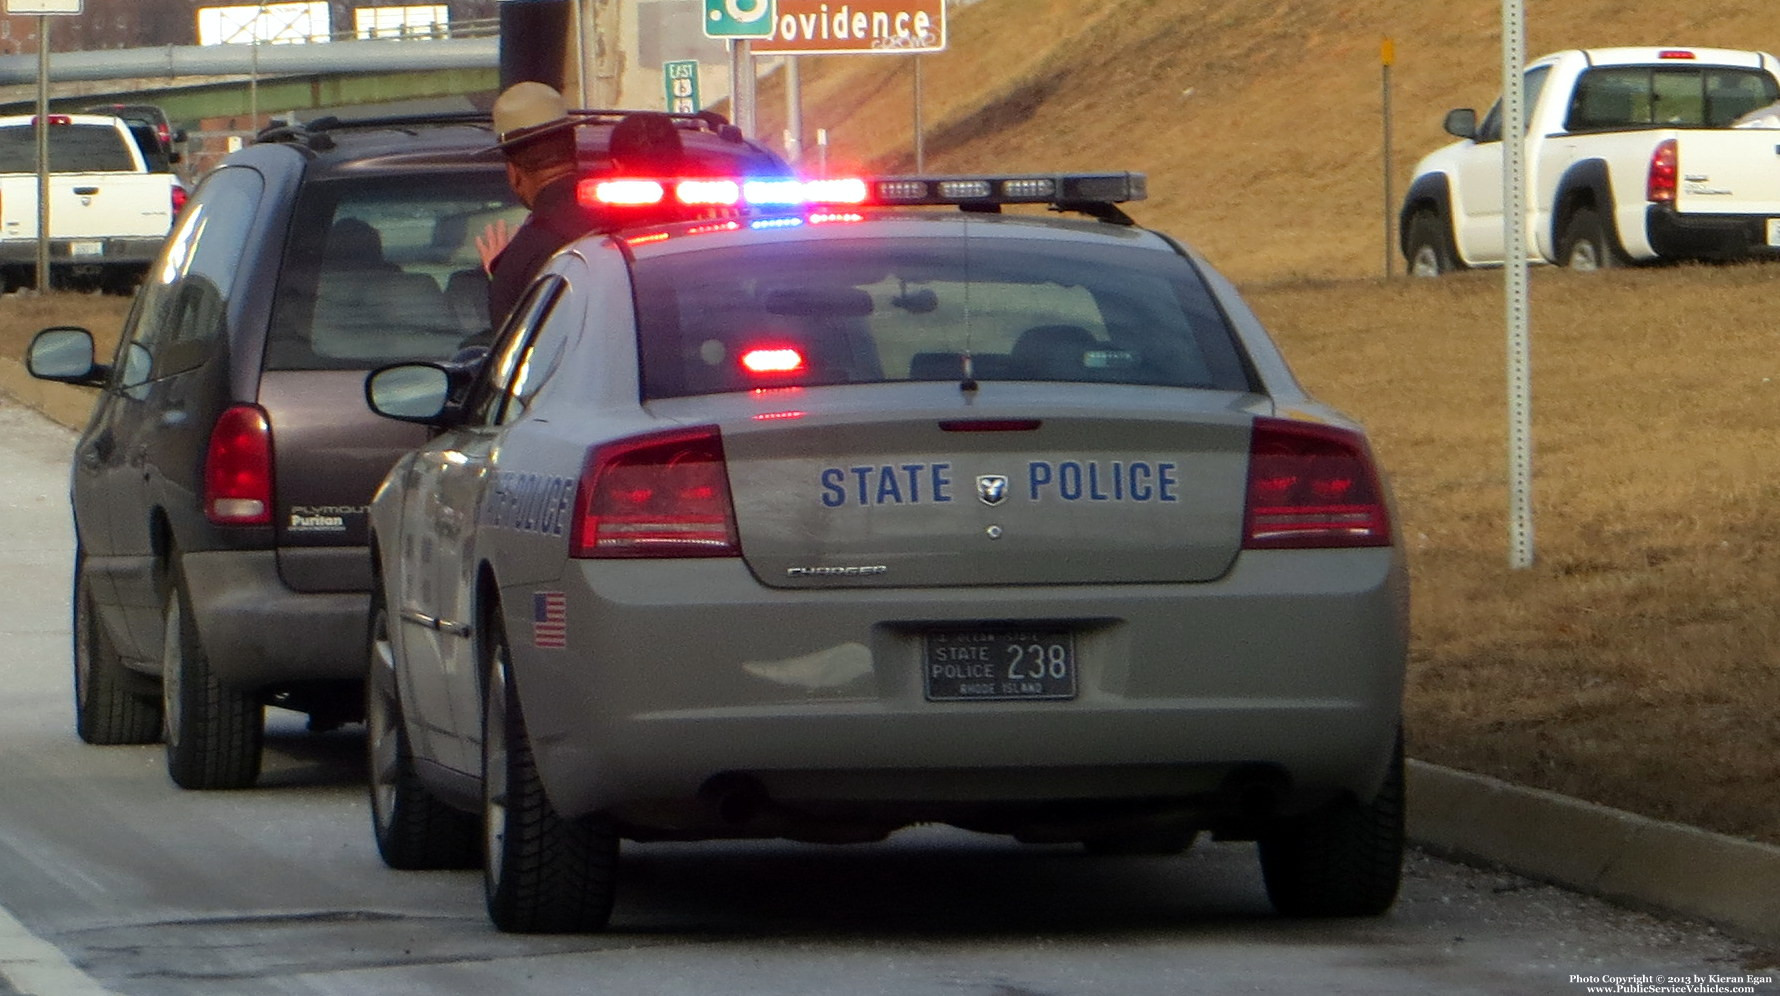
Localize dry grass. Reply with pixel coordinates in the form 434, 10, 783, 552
6, 0, 1780, 845
1246, 266, 1780, 845
0, 291, 128, 360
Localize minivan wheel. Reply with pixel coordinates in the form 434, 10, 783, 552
368, 589, 479, 870
74, 551, 162, 745
482, 614, 618, 934
161, 561, 263, 790
1257, 733, 1405, 917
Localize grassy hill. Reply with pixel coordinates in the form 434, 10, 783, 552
756, 0, 1780, 282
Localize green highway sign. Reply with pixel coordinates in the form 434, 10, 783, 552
703, 0, 775, 38
664, 60, 701, 113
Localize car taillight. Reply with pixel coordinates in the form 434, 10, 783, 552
569, 426, 739, 558
170, 184, 187, 215
1647, 139, 1678, 204
1243, 417, 1390, 549
204, 405, 273, 525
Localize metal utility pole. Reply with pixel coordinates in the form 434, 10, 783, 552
34, 13, 48, 293
729, 40, 756, 137
1501, 0, 1534, 569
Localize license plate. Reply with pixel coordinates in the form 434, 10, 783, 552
69, 240, 103, 258
923, 628, 1076, 701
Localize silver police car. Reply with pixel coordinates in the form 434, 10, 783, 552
363, 171, 1409, 933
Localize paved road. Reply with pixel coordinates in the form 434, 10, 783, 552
0, 397, 1773, 996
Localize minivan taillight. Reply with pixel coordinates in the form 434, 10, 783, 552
1647, 138, 1678, 204
1243, 417, 1391, 549
570, 426, 740, 558
204, 405, 273, 525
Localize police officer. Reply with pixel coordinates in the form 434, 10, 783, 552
478, 82, 595, 327
478, 85, 697, 330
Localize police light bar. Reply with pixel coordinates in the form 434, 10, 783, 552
860, 172, 1147, 207
579, 172, 1145, 212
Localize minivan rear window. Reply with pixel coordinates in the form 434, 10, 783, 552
264, 173, 524, 370
633, 235, 1253, 400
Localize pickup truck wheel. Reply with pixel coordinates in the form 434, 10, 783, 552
161, 560, 264, 790
482, 614, 619, 933
1404, 211, 1460, 277
73, 551, 161, 745
1257, 733, 1405, 917
1559, 208, 1619, 271
368, 589, 480, 870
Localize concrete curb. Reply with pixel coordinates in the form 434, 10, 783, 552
1409, 760, 1780, 949
2, 361, 1776, 952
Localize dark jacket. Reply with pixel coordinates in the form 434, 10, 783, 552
486, 174, 599, 326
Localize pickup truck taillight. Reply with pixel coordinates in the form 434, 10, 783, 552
570, 425, 740, 558
170, 184, 187, 215
1243, 417, 1392, 549
1647, 139, 1678, 204
204, 405, 274, 525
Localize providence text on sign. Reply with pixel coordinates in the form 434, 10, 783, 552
751, 0, 945, 55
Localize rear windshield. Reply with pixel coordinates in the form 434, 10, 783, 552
264, 173, 525, 370
1566, 65, 1780, 129
633, 234, 1252, 399
0, 122, 137, 172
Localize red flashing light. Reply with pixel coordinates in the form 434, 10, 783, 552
589, 178, 665, 206
1647, 138, 1678, 203
570, 426, 739, 558
1243, 418, 1390, 549
740, 346, 806, 374
205, 405, 273, 525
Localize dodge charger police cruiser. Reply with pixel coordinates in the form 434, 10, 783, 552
362, 169, 1410, 933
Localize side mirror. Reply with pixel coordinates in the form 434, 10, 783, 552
366, 363, 453, 423
1443, 108, 1478, 140
27, 327, 106, 386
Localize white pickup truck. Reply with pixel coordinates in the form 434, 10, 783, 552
1400, 46, 1780, 275
0, 112, 182, 293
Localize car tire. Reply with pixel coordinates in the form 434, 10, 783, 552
482, 612, 619, 934
73, 550, 162, 745
1558, 207, 1620, 271
1257, 732, 1405, 918
367, 581, 479, 870
1404, 211, 1461, 277
161, 557, 264, 790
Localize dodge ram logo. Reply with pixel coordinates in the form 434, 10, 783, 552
976, 474, 1008, 506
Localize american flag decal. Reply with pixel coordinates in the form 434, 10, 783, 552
532, 591, 567, 649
